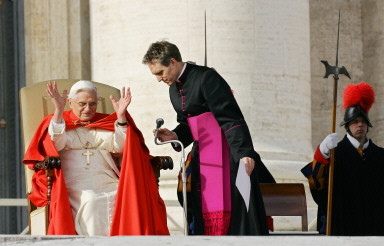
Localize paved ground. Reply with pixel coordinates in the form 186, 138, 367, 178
1, 235, 384, 246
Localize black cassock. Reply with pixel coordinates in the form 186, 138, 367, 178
170, 62, 275, 235
306, 136, 384, 235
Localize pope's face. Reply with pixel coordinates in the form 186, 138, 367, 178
68, 90, 98, 121
148, 58, 179, 86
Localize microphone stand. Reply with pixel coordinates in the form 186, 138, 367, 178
154, 118, 188, 236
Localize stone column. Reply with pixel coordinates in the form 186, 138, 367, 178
89, 0, 209, 233
246, 0, 313, 182
362, 0, 384, 146
24, 0, 90, 85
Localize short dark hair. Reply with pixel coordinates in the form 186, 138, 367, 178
142, 41, 182, 66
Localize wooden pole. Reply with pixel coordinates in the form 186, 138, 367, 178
321, 10, 351, 236
326, 76, 338, 235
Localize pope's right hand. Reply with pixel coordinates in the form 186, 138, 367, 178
153, 128, 177, 142
46, 81, 67, 112
319, 132, 338, 157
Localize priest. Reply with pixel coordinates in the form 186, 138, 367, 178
143, 41, 275, 235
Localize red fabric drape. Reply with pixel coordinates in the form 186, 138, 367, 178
23, 111, 169, 235
109, 125, 169, 235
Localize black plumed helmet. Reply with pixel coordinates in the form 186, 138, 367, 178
340, 105, 372, 128
340, 82, 375, 129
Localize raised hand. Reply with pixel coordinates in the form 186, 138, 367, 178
46, 81, 67, 123
46, 81, 67, 111
110, 87, 132, 122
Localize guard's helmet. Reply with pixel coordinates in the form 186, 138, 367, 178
340, 105, 372, 127
340, 82, 375, 129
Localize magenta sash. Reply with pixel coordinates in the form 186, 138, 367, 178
187, 112, 231, 235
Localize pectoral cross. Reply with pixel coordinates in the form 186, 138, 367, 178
82, 149, 94, 166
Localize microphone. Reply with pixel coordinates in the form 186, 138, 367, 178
156, 118, 164, 130
155, 118, 164, 145
153, 117, 188, 235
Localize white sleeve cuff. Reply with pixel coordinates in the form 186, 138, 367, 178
115, 121, 127, 133
49, 119, 66, 135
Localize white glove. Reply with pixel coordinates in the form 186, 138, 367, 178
319, 133, 339, 158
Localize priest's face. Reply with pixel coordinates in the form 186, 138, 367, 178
68, 90, 98, 121
148, 58, 180, 86
348, 116, 368, 142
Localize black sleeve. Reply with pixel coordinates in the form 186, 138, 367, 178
254, 154, 276, 183
172, 115, 194, 151
200, 69, 256, 161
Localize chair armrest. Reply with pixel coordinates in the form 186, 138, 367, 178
34, 156, 61, 171
150, 156, 173, 170
150, 156, 173, 185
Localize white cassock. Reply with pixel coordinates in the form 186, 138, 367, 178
48, 120, 126, 236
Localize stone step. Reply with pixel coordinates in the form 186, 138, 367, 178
1, 235, 383, 246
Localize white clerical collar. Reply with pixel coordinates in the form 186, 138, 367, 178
177, 62, 187, 80
347, 133, 369, 149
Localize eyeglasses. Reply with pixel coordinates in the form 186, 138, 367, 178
72, 101, 98, 109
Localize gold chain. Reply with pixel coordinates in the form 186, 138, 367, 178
74, 127, 97, 149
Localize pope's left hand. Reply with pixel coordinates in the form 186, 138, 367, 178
242, 157, 255, 176
110, 87, 132, 118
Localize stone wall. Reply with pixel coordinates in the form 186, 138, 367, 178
361, 0, 384, 144
309, 0, 365, 150
24, 0, 90, 85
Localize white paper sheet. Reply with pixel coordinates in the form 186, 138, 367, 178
235, 159, 251, 211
